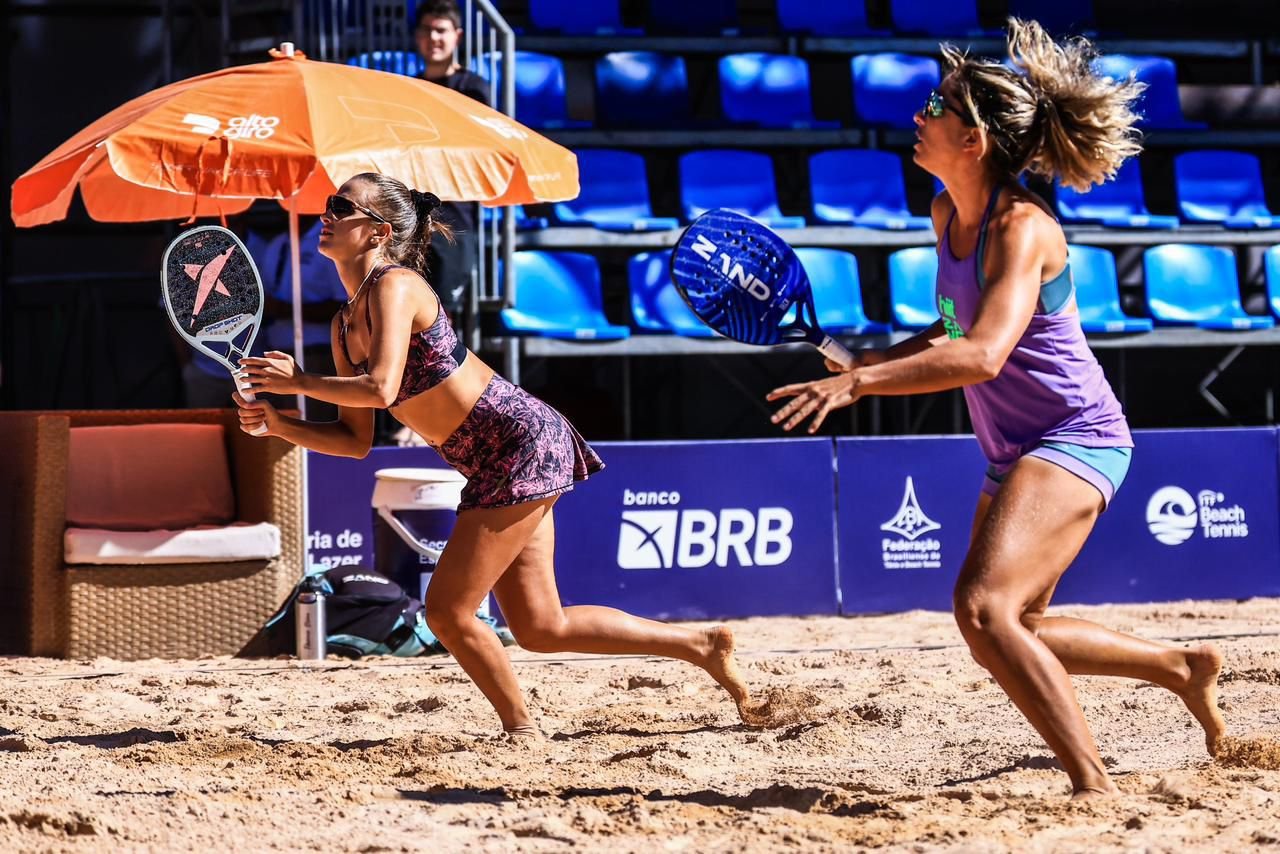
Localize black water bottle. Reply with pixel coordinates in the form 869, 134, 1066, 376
295, 575, 327, 661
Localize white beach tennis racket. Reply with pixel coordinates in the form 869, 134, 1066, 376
162, 226, 267, 435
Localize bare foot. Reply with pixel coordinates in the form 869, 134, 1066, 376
701, 626, 751, 709
504, 724, 544, 743
1070, 784, 1118, 801
1176, 644, 1226, 756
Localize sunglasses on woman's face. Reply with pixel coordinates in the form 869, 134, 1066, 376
324, 194, 388, 224
923, 89, 969, 121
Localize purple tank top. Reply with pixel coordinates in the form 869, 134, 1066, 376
935, 187, 1132, 467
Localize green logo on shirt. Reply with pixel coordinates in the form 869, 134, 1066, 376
939, 296, 966, 340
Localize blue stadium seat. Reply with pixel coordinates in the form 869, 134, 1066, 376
346, 51, 425, 77
1007, 0, 1095, 34
678, 150, 806, 229
887, 247, 941, 329
889, 0, 989, 35
1266, 245, 1280, 320
477, 51, 587, 129
718, 54, 838, 129
776, 0, 884, 35
552, 150, 678, 232
595, 52, 691, 128
1066, 244, 1153, 333
1174, 151, 1280, 229
502, 251, 631, 339
810, 149, 930, 230
482, 205, 550, 231
794, 249, 891, 336
627, 251, 717, 338
1142, 245, 1274, 330
851, 53, 941, 129
648, 0, 737, 34
1055, 158, 1178, 229
1092, 55, 1204, 130
527, 0, 640, 35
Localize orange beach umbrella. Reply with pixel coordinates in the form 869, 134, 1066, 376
12, 46, 579, 226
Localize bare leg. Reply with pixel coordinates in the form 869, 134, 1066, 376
954, 459, 1117, 797
424, 500, 750, 734
968, 493, 1227, 755
423, 499, 556, 733
492, 508, 750, 708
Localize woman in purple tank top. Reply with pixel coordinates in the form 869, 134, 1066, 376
769, 20, 1224, 798
233, 172, 755, 738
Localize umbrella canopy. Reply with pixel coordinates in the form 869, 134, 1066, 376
11, 47, 579, 227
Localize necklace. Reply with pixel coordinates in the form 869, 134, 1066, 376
346, 263, 380, 308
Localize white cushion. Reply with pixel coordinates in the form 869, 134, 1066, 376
65, 522, 281, 565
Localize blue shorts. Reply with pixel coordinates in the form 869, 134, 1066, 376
983, 441, 1133, 510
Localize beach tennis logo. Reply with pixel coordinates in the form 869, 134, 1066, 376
879, 477, 943, 570
1146, 486, 1249, 546
616, 489, 792, 570
181, 113, 280, 139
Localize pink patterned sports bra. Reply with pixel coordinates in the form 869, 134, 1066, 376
337, 264, 468, 407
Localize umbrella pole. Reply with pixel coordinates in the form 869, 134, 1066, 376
288, 200, 306, 418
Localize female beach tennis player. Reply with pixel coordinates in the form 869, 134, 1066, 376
235, 173, 752, 737
768, 19, 1225, 797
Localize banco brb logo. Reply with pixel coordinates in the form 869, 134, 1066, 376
1146, 486, 1197, 545
617, 489, 793, 570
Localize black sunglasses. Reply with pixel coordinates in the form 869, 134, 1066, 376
923, 89, 971, 123
325, 194, 389, 225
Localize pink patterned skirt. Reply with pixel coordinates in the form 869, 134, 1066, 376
436, 374, 605, 511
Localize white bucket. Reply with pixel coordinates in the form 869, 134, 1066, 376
371, 467, 483, 613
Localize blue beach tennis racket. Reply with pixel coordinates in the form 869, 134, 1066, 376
669, 209, 856, 369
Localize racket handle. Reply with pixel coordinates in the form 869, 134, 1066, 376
815, 336, 856, 370
232, 369, 269, 436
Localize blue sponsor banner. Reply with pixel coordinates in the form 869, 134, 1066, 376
837, 429, 1280, 613
551, 439, 840, 620
836, 436, 987, 613
306, 448, 450, 570
1062, 428, 1280, 603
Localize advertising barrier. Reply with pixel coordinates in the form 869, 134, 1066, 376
307, 428, 1280, 619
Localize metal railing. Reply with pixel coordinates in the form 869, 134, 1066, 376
295, 0, 519, 371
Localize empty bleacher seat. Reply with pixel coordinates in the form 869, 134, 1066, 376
1092, 55, 1204, 130
889, 0, 988, 35
346, 51, 425, 77
477, 51, 587, 129
482, 204, 550, 231
627, 251, 717, 338
1266, 245, 1280, 320
1066, 244, 1153, 333
1142, 245, 1274, 330
595, 52, 691, 128
1055, 158, 1178, 229
776, 0, 883, 35
527, 0, 640, 35
887, 247, 941, 329
678, 150, 806, 229
794, 248, 891, 336
718, 53, 837, 129
553, 150, 678, 232
1007, 0, 1095, 34
1174, 151, 1280, 229
647, 0, 736, 33
809, 149, 930, 230
502, 251, 631, 339
851, 53, 940, 129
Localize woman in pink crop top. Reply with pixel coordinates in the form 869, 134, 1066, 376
769, 21, 1225, 798
234, 172, 754, 738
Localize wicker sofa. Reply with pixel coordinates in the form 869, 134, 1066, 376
0, 409, 302, 659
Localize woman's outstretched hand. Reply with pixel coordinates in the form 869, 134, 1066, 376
233, 391, 282, 437
239, 351, 304, 394
767, 371, 863, 434
824, 349, 888, 373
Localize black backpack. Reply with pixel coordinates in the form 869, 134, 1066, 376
237, 567, 440, 658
